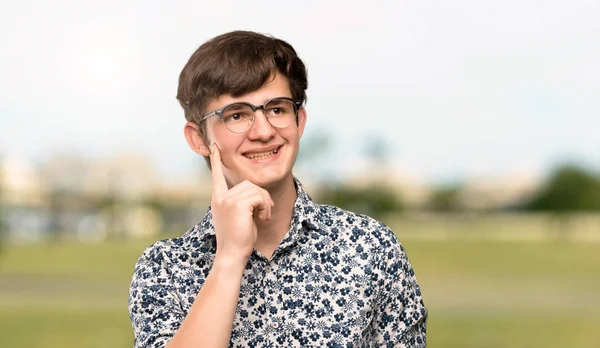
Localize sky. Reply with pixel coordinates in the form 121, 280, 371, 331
1, 0, 599, 184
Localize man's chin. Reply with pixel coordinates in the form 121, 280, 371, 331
248, 173, 289, 190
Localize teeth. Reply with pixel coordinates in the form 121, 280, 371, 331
245, 148, 278, 159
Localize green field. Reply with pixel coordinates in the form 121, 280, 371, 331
0, 237, 599, 347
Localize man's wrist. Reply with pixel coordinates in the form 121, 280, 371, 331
212, 253, 248, 278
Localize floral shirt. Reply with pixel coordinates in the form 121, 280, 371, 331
129, 178, 427, 347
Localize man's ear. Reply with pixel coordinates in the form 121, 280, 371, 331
183, 122, 211, 156
297, 106, 307, 139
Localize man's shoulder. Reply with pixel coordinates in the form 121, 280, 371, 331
313, 203, 401, 248
134, 236, 185, 265
134, 224, 210, 265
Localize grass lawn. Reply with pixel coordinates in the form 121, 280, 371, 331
1, 238, 599, 347
0, 307, 132, 348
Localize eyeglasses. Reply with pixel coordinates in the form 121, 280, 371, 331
199, 97, 303, 134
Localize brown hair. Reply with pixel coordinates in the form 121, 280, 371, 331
176, 30, 308, 132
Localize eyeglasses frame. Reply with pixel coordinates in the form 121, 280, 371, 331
198, 97, 303, 133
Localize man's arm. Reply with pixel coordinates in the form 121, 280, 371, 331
166, 256, 245, 348
129, 144, 273, 347
128, 244, 247, 348
371, 233, 428, 347
129, 243, 185, 348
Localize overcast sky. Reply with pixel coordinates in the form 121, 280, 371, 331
1, 0, 599, 183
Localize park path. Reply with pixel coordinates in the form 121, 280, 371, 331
1, 274, 599, 314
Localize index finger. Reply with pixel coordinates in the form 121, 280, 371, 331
210, 144, 228, 197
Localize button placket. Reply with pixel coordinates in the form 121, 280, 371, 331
262, 261, 281, 340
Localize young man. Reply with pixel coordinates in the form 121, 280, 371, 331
129, 30, 427, 347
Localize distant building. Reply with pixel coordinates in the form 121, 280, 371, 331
459, 169, 542, 210
0, 157, 47, 242
343, 160, 431, 209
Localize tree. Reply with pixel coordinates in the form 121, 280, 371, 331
427, 184, 463, 212
525, 164, 600, 212
317, 183, 403, 220
296, 129, 333, 182
523, 164, 600, 240
363, 133, 391, 168
39, 154, 89, 240
297, 129, 331, 166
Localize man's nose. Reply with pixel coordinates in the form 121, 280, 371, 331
247, 110, 276, 141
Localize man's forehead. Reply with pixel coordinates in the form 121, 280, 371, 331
205, 74, 293, 111
206, 94, 293, 111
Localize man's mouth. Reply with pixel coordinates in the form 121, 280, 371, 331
243, 146, 280, 160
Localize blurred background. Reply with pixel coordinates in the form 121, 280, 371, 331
1, 0, 599, 347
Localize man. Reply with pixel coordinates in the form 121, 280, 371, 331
129, 30, 427, 347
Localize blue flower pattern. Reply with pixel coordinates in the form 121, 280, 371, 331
129, 178, 427, 347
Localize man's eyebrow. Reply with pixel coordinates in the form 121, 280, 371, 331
225, 103, 249, 110
264, 97, 291, 104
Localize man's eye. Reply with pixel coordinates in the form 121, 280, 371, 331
269, 107, 287, 115
224, 113, 246, 122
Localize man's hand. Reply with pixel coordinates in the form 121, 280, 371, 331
210, 144, 274, 264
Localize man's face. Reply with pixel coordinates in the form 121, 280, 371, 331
201, 74, 307, 189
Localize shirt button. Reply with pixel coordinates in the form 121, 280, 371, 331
272, 322, 279, 329
265, 265, 272, 273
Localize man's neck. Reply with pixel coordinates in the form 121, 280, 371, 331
254, 174, 297, 259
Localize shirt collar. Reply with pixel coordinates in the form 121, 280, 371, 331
193, 176, 320, 242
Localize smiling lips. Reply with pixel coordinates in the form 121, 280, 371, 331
243, 146, 281, 160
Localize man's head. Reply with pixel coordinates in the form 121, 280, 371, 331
179, 31, 309, 189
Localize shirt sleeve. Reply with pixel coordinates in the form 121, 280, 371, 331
128, 242, 186, 348
371, 237, 428, 347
